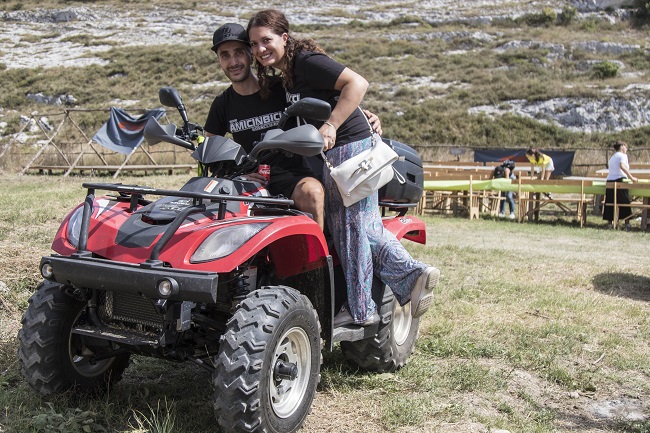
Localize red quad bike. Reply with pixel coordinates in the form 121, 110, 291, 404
18, 87, 427, 433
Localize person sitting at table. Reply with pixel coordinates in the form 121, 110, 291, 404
603, 140, 638, 230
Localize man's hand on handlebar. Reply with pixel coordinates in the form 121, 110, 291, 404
240, 172, 268, 184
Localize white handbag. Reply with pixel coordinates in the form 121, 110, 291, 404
324, 132, 399, 207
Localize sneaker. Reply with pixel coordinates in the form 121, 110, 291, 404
411, 266, 440, 318
509, 213, 515, 220
498, 213, 505, 218
333, 304, 379, 327
544, 192, 553, 199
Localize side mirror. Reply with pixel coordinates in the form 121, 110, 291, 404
159, 86, 189, 126
159, 87, 183, 108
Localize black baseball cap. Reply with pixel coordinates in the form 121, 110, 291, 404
211, 23, 248, 52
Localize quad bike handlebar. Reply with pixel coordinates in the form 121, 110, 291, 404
144, 87, 330, 171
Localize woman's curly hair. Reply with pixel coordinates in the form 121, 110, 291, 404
247, 9, 326, 99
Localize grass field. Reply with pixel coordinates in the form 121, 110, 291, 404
1, 172, 649, 432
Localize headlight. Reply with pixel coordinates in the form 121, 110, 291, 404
191, 222, 269, 263
66, 207, 84, 249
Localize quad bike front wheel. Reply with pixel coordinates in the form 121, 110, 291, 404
18, 280, 130, 395
213, 286, 322, 433
340, 283, 420, 372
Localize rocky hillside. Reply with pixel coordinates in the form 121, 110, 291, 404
0, 0, 648, 143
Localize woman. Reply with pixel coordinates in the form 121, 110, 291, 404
603, 141, 637, 229
247, 9, 439, 326
526, 148, 554, 180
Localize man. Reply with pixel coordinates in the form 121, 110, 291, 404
204, 23, 381, 231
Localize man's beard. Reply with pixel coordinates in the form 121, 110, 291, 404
227, 65, 250, 83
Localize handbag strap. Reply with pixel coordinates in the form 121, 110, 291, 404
322, 107, 376, 172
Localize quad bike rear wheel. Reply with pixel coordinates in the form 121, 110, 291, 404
340, 283, 420, 372
18, 280, 130, 395
213, 286, 322, 433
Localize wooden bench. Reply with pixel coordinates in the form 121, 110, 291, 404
629, 163, 650, 169
424, 169, 492, 181
25, 164, 196, 176
517, 179, 593, 227
425, 161, 483, 167
420, 174, 498, 219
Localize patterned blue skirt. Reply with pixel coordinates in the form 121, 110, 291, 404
322, 136, 428, 324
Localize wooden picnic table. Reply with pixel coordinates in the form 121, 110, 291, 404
422, 176, 650, 229
596, 168, 650, 176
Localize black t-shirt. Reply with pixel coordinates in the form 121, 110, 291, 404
204, 80, 287, 152
285, 51, 371, 146
204, 79, 312, 180
493, 165, 506, 179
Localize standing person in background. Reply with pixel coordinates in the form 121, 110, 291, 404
247, 9, 439, 326
526, 148, 554, 180
492, 159, 516, 219
603, 140, 637, 230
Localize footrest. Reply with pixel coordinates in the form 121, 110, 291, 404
72, 325, 160, 347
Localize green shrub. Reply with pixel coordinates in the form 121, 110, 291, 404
634, 0, 650, 21
581, 19, 599, 32
557, 6, 577, 25
592, 61, 619, 79
29, 403, 107, 433
388, 15, 431, 28
519, 7, 557, 27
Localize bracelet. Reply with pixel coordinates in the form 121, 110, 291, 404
324, 121, 336, 130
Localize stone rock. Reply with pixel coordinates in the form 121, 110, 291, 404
575, 59, 625, 71
469, 97, 650, 133
571, 41, 641, 55
590, 398, 646, 421
37, 117, 52, 132
495, 40, 566, 60
2, 7, 97, 23
569, 0, 635, 12
26, 93, 77, 106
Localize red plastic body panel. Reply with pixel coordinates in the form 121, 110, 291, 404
51, 197, 426, 277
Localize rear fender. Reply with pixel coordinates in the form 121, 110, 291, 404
382, 215, 427, 244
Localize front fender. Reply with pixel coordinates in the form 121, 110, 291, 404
163, 214, 329, 275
